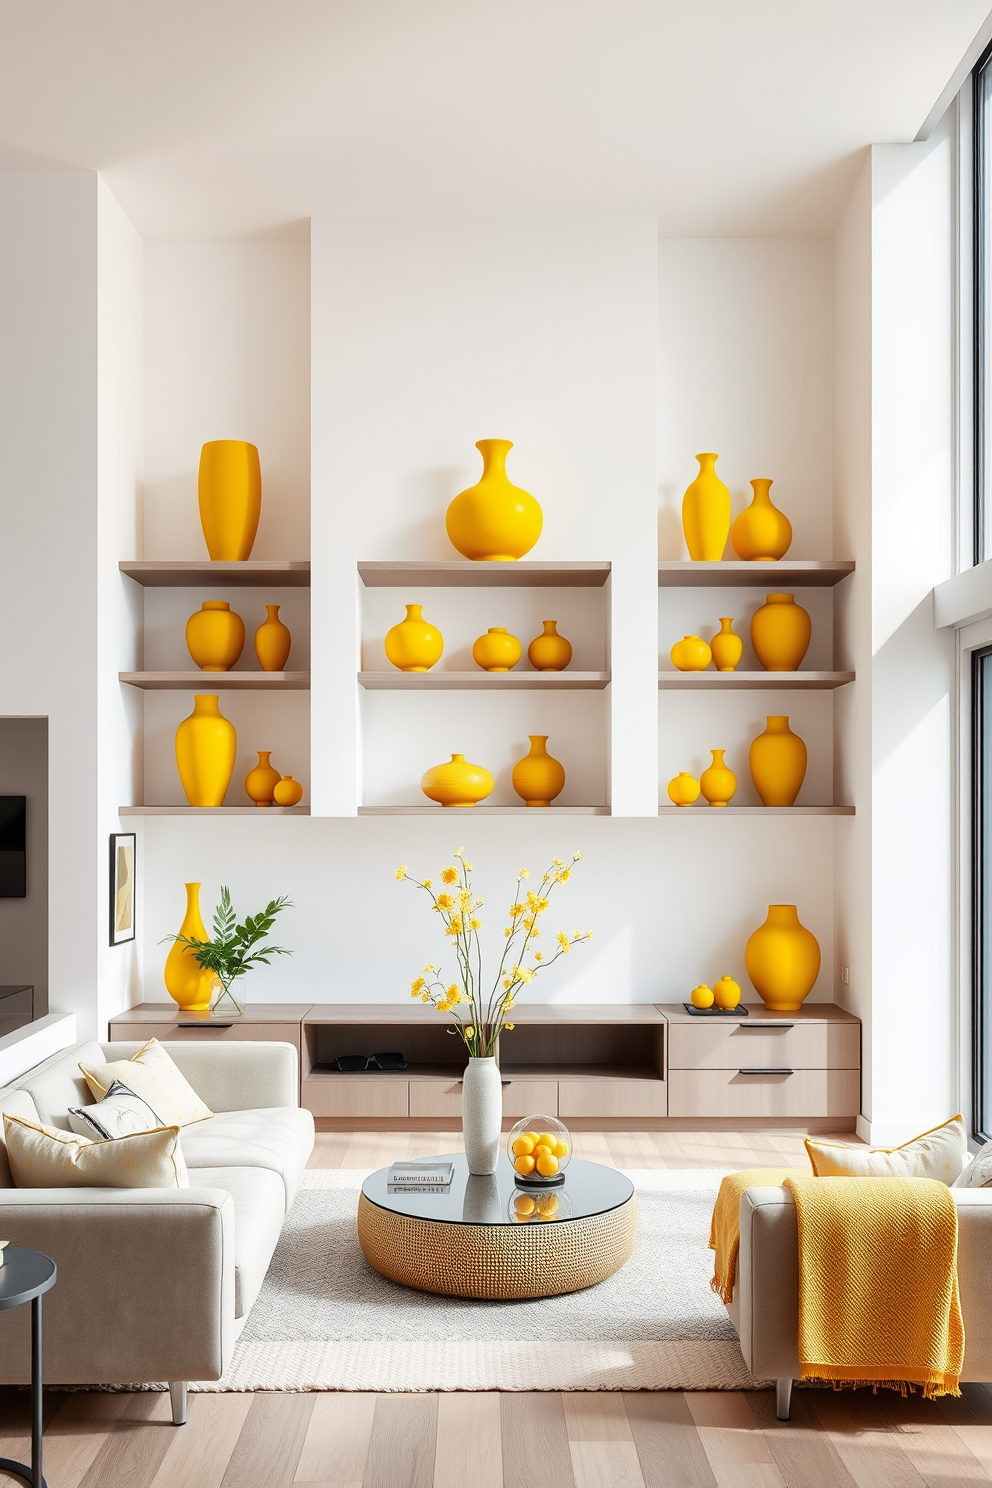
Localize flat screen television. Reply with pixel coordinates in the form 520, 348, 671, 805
0, 797, 26, 897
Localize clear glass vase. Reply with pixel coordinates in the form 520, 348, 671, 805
209, 977, 245, 1016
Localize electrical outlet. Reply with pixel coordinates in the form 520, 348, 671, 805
840, 965, 850, 985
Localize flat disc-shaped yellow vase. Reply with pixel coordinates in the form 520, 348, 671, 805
185, 600, 245, 672
197, 440, 261, 561
749, 715, 807, 806
745, 905, 821, 1011
421, 754, 494, 807
175, 695, 237, 807
731, 478, 792, 561
511, 735, 566, 807
682, 453, 731, 562
445, 439, 543, 562
163, 882, 214, 1010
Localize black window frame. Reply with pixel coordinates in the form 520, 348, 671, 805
975, 41, 992, 565
973, 646, 992, 1141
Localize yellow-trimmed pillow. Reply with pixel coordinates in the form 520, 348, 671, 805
78, 1039, 212, 1128
3, 1113, 188, 1189
806, 1115, 968, 1184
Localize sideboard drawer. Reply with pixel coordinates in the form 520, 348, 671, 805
302, 1077, 409, 1118
111, 1020, 302, 1055
668, 1068, 860, 1120
668, 1021, 859, 1071
501, 1079, 559, 1118
409, 1079, 464, 1118
559, 1077, 667, 1119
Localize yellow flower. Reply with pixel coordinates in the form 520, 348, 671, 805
557, 931, 570, 953
421, 993, 430, 1002
422, 879, 432, 889
459, 890, 472, 910
465, 1026, 475, 1037
503, 1022, 515, 1031
504, 993, 516, 1009
512, 965, 535, 984
534, 951, 543, 961
462, 861, 473, 871
445, 916, 463, 936
470, 918, 482, 931
446, 984, 462, 1003
410, 977, 425, 994
573, 850, 584, 861
410, 987, 421, 999
436, 892, 454, 911
424, 964, 436, 973
395, 865, 407, 881
552, 857, 565, 866
503, 977, 511, 989
510, 902, 525, 918
438, 1000, 452, 1012
503, 927, 512, 938
554, 867, 571, 883
442, 866, 458, 884
519, 869, 530, 879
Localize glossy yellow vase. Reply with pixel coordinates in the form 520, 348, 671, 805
512, 735, 566, 807
749, 715, 807, 807
445, 439, 543, 561
421, 754, 494, 807
671, 635, 712, 671
384, 604, 444, 672
682, 453, 731, 562
254, 604, 292, 671
691, 984, 714, 1008
185, 600, 245, 671
197, 440, 261, 561
750, 592, 811, 671
527, 621, 572, 671
175, 695, 237, 807
699, 749, 736, 807
714, 975, 742, 1010
472, 627, 522, 671
731, 478, 792, 561
273, 775, 304, 807
667, 772, 700, 807
710, 618, 743, 672
245, 749, 282, 807
745, 904, 821, 1012
163, 882, 214, 1010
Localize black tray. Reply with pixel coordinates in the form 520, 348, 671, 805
682, 1003, 749, 1017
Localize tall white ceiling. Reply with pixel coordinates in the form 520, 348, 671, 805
0, 1, 987, 239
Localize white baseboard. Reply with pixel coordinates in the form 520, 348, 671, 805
856, 1114, 944, 1147
0, 1013, 77, 1088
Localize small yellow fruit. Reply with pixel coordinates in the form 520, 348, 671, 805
512, 1135, 536, 1157
537, 1133, 557, 1151
514, 1154, 536, 1176
513, 1194, 536, 1217
535, 1193, 558, 1214
553, 1140, 569, 1158
523, 1131, 539, 1145
714, 975, 742, 1010
535, 1151, 559, 1177
691, 984, 715, 1009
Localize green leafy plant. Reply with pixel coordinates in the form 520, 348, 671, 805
164, 886, 293, 1013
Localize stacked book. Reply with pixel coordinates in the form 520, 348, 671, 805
387, 1161, 454, 1194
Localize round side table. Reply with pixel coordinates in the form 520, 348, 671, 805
0, 1246, 57, 1488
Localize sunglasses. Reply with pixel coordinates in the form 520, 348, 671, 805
336, 1052, 408, 1073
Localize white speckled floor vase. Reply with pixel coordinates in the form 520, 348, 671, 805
462, 1056, 503, 1175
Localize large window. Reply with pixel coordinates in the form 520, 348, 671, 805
975, 43, 992, 563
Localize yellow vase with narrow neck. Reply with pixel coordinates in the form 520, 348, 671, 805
245, 750, 282, 807
445, 439, 543, 561
472, 627, 522, 672
745, 904, 821, 1011
197, 440, 261, 561
511, 735, 566, 807
682, 452, 731, 561
254, 604, 292, 671
732, 478, 792, 561
527, 620, 572, 671
185, 600, 245, 671
384, 604, 444, 671
751, 592, 811, 671
710, 618, 743, 672
175, 694, 237, 807
699, 749, 737, 807
163, 882, 214, 1010
749, 715, 807, 807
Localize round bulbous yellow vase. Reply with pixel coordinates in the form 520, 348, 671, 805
175, 695, 237, 807
472, 627, 522, 672
710, 618, 743, 672
512, 735, 566, 807
745, 904, 821, 1012
731, 478, 793, 561
699, 749, 737, 807
691, 984, 714, 1009
749, 715, 807, 807
185, 600, 245, 672
384, 604, 444, 672
445, 439, 543, 562
714, 975, 742, 1010
421, 754, 494, 808
671, 635, 712, 672
667, 772, 700, 807
254, 604, 292, 671
164, 882, 214, 1010
197, 440, 261, 561
682, 453, 731, 562
245, 750, 282, 807
273, 775, 305, 807
751, 593, 811, 671
528, 620, 572, 672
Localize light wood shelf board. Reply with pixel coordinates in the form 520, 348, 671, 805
657, 560, 854, 588
357, 805, 610, 815
305, 1064, 465, 1083
657, 670, 854, 690
120, 560, 311, 587
305, 1004, 463, 1023
358, 670, 609, 691
359, 560, 611, 589
501, 1063, 664, 1083
657, 805, 855, 816
120, 671, 311, 690
118, 805, 310, 816
509, 1004, 666, 1025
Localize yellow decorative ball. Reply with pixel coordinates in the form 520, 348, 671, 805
714, 975, 741, 1010
535, 1151, 559, 1177
514, 1153, 536, 1176
511, 1135, 535, 1157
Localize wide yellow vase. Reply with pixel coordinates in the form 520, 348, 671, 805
751, 592, 811, 671
699, 749, 736, 806
254, 604, 292, 671
714, 975, 742, 1010
667, 771, 700, 807
273, 775, 304, 807
445, 439, 543, 561
185, 600, 245, 671
472, 627, 522, 671
682, 453, 731, 562
163, 882, 214, 1010
421, 754, 494, 807
710, 618, 742, 672
384, 604, 444, 671
745, 904, 821, 1012
175, 695, 237, 807
671, 635, 712, 671
245, 749, 282, 807
512, 735, 566, 807
527, 621, 572, 671
749, 715, 807, 807
197, 440, 261, 561
731, 478, 792, 561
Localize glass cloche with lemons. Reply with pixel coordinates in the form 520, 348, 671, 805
507, 1114, 572, 1186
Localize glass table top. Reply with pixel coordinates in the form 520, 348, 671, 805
361, 1153, 634, 1227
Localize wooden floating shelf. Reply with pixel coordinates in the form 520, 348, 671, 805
358, 560, 611, 589
120, 671, 311, 690
658, 671, 854, 690
358, 670, 610, 691
120, 560, 311, 588
658, 560, 854, 588
118, 806, 310, 816
657, 805, 855, 816
357, 805, 610, 816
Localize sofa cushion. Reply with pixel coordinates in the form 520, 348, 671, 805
67, 1080, 165, 1140
20, 1041, 108, 1130
179, 1106, 314, 1212
192, 1165, 285, 1317
79, 1040, 212, 1128
4, 1114, 189, 1189
0, 1090, 41, 1188
806, 1114, 968, 1184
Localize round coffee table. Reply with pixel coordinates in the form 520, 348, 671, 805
358, 1153, 636, 1299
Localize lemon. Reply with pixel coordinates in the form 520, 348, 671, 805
513, 1194, 536, 1216
523, 1131, 539, 1145
535, 1194, 558, 1215
553, 1140, 569, 1158
511, 1135, 536, 1157
537, 1133, 557, 1150
514, 1153, 536, 1176
535, 1151, 559, 1177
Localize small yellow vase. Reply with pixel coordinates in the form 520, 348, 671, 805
273, 775, 304, 807
254, 604, 292, 671
751, 593, 811, 671
745, 904, 821, 1012
731, 478, 792, 561
185, 600, 245, 672
691, 984, 714, 1008
699, 749, 736, 807
714, 975, 742, 1010
445, 439, 543, 562
512, 735, 566, 807
384, 604, 444, 672
527, 621, 572, 671
472, 627, 522, 672
163, 883, 214, 1011
749, 716, 807, 807
682, 453, 731, 562
667, 772, 700, 807
175, 695, 237, 807
197, 440, 261, 561
245, 750, 282, 807
421, 754, 494, 807
710, 618, 742, 672
671, 635, 712, 671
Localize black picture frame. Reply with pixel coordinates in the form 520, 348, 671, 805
109, 832, 136, 945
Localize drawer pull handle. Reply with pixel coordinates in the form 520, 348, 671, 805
457, 1080, 512, 1087
736, 1023, 795, 1031
178, 1022, 233, 1030
738, 1067, 794, 1076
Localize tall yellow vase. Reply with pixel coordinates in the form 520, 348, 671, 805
175, 695, 237, 807
254, 605, 292, 671
445, 440, 543, 561
512, 735, 566, 807
699, 749, 736, 806
163, 882, 214, 1010
197, 440, 261, 561
682, 453, 731, 561
749, 716, 807, 807
750, 593, 811, 671
744, 904, 821, 1011
384, 604, 444, 671
731, 478, 792, 561
185, 601, 245, 671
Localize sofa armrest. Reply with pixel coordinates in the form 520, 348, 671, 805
101, 1040, 299, 1112
733, 1186, 800, 1382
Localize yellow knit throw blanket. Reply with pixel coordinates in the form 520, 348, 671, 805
709, 1167, 805, 1304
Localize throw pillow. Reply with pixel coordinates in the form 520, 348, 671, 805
805, 1114, 968, 1184
3, 1113, 188, 1189
78, 1039, 212, 1128
952, 1138, 992, 1188
67, 1080, 164, 1140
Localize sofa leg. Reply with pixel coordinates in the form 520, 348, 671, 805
169, 1381, 188, 1426
775, 1378, 793, 1421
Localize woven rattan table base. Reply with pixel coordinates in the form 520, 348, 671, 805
357, 1192, 638, 1299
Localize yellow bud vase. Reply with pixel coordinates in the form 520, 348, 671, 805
745, 904, 821, 1012
710, 618, 743, 672
512, 735, 566, 807
421, 754, 494, 808
714, 975, 742, 1010
472, 627, 522, 672
691, 984, 714, 1008
682, 452, 731, 562
197, 440, 261, 561
527, 620, 572, 671
750, 593, 811, 672
731, 478, 792, 561
185, 601, 245, 672
163, 882, 214, 1011
273, 775, 304, 807
445, 439, 543, 561
384, 604, 444, 672
245, 749, 282, 807
749, 715, 807, 807
699, 749, 736, 807
175, 695, 237, 807
671, 635, 712, 671
667, 772, 700, 807
254, 604, 292, 671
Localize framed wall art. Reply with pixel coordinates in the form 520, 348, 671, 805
109, 832, 136, 945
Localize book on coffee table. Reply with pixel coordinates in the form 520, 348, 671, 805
387, 1161, 454, 1193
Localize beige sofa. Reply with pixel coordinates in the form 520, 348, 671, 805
0, 1039, 315, 1424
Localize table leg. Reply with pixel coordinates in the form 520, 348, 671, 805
0, 1298, 47, 1488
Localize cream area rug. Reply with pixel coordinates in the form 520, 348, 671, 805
191, 1168, 767, 1393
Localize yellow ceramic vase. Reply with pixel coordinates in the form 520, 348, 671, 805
245, 750, 282, 807
185, 600, 245, 672
749, 715, 807, 807
750, 593, 811, 671
714, 975, 742, 1010
445, 439, 543, 561
254, 605, 292, 671
731, 478, 792, 561
682, 453, 731, 562
175, 695, 237, 807
163, 882, 214, 1010
273, 775, 304, 807
710, 618, 742, 672
699, 749, 736, 806
384, 604, 443, 672
472, 627, 522, 671
667, 772, 700, 807
745, 904, 821, 1012
691, 984, 714, 1008
197, 440, 261, 561
512, 735, 566, 807
671, 635, 712, 671
421, 754, 494, 807
527, 621, 572, 671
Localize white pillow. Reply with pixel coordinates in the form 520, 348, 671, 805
953, 1138, 992, 1188
4, 1113, 188, 1189
78, 1039, 212, 1128
806, 1115, 968, 1184
67, 1080, 164, 1140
